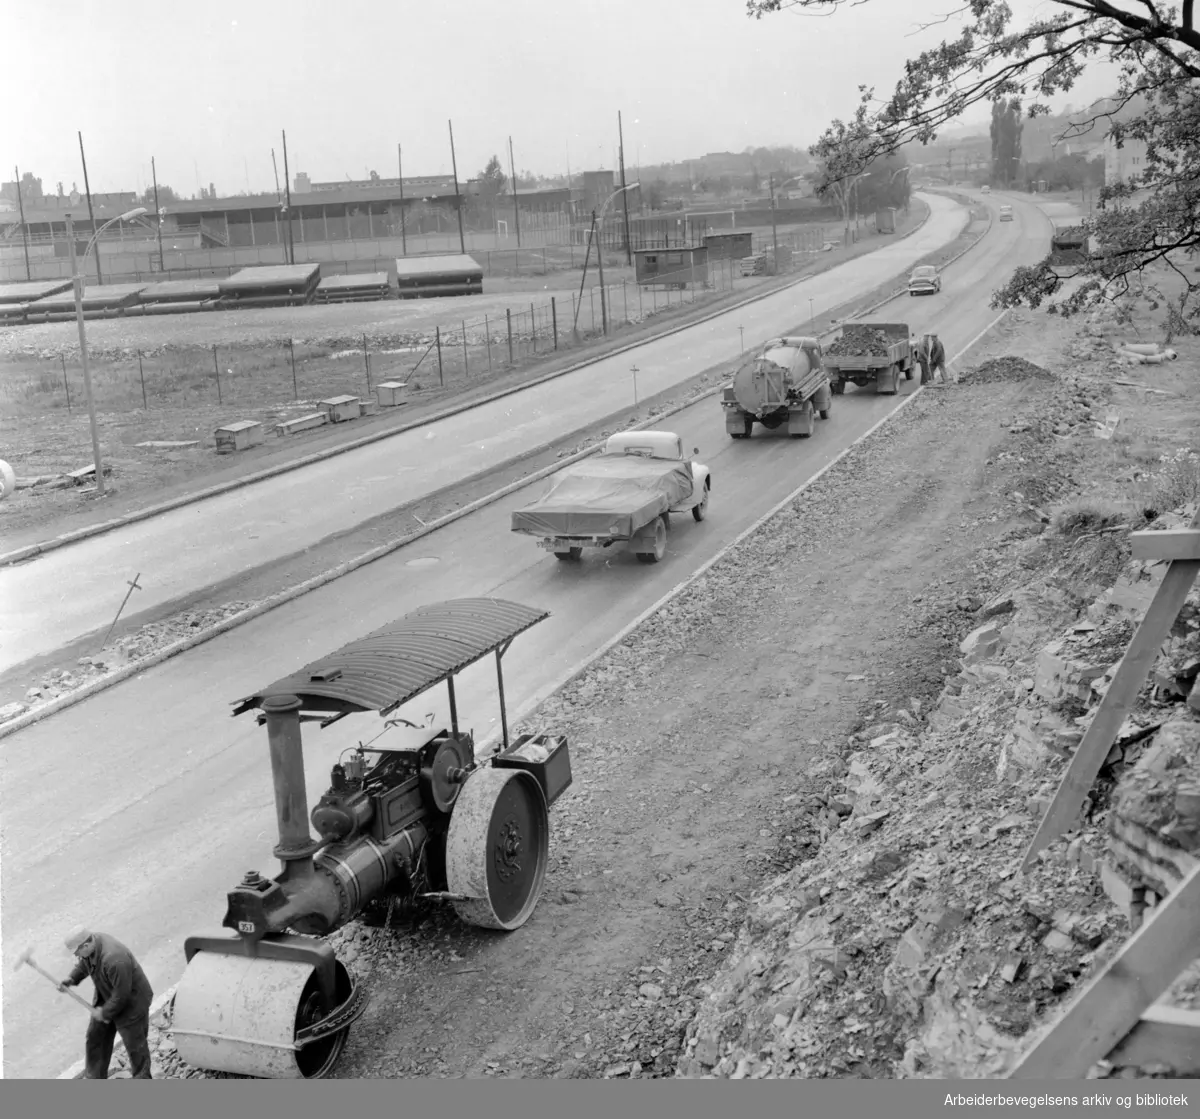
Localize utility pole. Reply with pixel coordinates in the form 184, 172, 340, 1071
618, 111, 632, 265
13, 165, 30, 281
281, 130, 295, 264
397, 143, 408, 255
78, 132, 102, 284
448, 119, 467, 254
151, 156, 165, 272
594, 209, 608, 334
508, 136, 521, 247
769, 174, 779, 275
66, 213, 105, 496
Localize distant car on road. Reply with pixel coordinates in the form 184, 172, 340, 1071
908, 265, 941, 296
981, 185, 991, 194
999, 204, 1014, 222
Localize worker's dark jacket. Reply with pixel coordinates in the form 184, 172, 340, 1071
66, 934, 154, 1025
929, 338, 946, 366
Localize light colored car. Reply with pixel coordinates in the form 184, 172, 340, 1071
981, 185, 991, 194
908, 265, 941, 296
999, 204, 1014, 222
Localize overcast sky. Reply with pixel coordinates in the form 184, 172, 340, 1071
5, 0, 1118, 197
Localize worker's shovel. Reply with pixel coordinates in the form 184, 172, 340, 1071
14, 945, 92, 1011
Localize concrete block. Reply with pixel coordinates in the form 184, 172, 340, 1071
275, 411, 329, 436
320, 395, 361, 423
359, 399, 380, 417
376, 381, 408, 407
214, 420, 264, 454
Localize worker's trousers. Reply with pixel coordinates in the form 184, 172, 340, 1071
85, 1009, 153, 1078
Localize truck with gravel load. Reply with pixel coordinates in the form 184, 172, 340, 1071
721, 335, 832, 439
822, 322, 914, 396
510, 430, 712, 565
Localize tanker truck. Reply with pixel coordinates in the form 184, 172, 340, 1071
721, 335, 833, 439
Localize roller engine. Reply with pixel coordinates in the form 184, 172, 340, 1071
171, 598, 571, 1079
722, 335, 833, 439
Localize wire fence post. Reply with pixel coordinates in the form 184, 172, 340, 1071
213, 344, 221, 404
551, 296, 558, 350
571, 293, 578, 341
363, 333, 371, 393
435, 325, 444, 386
288, 339, 298, 398
461, 319, 468, 378
62, 354, 71, 413
506, 308, 513, 365
590, 289, 595, 332
485, 314, 493, 375
138, 350, 147, 409
530, 302, 536, 353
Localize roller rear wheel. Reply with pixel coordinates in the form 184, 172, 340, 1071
446, 766, 550, 931
636, 516, 668, 564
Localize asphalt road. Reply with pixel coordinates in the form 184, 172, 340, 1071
0, 194, 970, 676
0, 190, 1050, 1080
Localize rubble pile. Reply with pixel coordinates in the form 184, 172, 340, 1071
826, 328, 892, 358
962, 357, 1055, 385
675, 494, 1200, 1081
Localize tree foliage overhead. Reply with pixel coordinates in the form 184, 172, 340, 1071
475, 155, 508, 203
749, 1, 1200, 319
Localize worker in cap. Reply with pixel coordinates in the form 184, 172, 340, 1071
925, 333, 952, 385
58, 925, 155, 1079
913, 335, 932, 385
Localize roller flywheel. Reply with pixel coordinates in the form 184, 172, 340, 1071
446, 766, 549, 931
171, 952, 353, 1078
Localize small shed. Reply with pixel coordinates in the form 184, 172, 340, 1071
634, 246, 709, 289
702, 231, 753, 261
875, 208, 896, 234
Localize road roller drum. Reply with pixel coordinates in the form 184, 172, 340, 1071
172, 951, 355, 1078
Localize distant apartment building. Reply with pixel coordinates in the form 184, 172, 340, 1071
1104, 133, 1149, 186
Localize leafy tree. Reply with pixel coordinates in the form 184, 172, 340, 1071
140, 183, 180, 207
747, 0, 1200, 322
476, 155, 507, 203
990, 97, 1023, 187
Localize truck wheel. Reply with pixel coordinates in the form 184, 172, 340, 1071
692, 484, 709, 522
637, 516, 668, 564
819, 402, 831, 420
554, 547, 583, 561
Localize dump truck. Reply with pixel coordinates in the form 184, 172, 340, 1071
823, 322, 914, 395
510, 430, 711, 565
721, 335, 832, 439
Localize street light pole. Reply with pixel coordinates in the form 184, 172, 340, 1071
66, 213, 106, 497
769, 174, 779, 275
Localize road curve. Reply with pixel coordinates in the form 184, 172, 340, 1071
0, 195, 970, 676
0, 191, 1048, 1080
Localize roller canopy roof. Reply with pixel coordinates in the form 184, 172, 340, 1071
231, 598, 550, 718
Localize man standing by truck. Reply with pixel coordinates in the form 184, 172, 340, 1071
924, 333, 953, 384
913, 335, 931, 384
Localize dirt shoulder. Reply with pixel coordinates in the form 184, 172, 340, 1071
124, 270, 1173, 1082
0, 202, 938, 548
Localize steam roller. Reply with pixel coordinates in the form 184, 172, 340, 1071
171, 597, 572, 1078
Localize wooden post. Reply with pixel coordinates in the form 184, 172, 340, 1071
551, 296, 558, 350
363, 333, 371, 392
1008, 862, 1200, 1079
485, 314, 492, 375
288, 338, 298, 398
1021, 509, 1200, 870
461, 319, 468, 377
138, 350, 147, 409
530, 302, 536, 353
435, 325, 444, 386
62, 354, 71, 412
213, 344, 221, 404
506, 308, 513, 364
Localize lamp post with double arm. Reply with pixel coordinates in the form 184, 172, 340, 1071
594, 181, 640, 333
